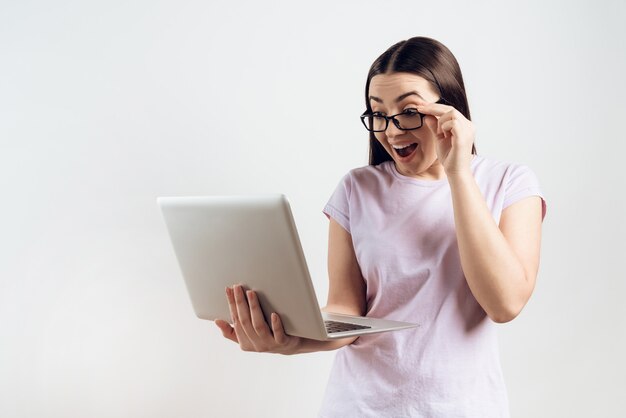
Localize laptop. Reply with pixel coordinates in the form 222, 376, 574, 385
157, 194, 419, 341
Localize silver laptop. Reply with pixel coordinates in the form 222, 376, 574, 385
157, 194, 419, 341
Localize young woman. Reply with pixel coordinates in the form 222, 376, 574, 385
215, 36, 546, 417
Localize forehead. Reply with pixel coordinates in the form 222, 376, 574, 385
369, 72, 438, 101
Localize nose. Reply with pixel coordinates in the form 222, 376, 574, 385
384, 118, 404, 139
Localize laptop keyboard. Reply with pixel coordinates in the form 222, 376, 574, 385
325, 320, 372, 333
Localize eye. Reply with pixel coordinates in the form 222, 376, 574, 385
372, 111, 385, 117
402, 108, 419, 115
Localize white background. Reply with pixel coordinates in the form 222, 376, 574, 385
1, 1, 625, 417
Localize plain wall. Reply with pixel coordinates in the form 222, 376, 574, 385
1, 0, 625, 417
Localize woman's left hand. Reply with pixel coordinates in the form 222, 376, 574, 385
416, 102, 476, 176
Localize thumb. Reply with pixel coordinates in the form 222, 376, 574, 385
215, 319, 238, 343
423, 114, 442, 138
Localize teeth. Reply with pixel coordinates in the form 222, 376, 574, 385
392, 143, 416, 150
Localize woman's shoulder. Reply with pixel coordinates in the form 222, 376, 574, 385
472, 154, 539, 181
328, 162, 394, 198
472, 153, 520, 170
344, 161, 393, 180
472, 154, 544, 207
338, 161, 395, 189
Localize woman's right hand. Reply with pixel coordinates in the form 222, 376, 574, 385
214, 284, 302, 355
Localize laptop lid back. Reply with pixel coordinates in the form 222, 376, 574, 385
158, 194, 327, 340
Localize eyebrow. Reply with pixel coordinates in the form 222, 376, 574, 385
369, 91, 426, 104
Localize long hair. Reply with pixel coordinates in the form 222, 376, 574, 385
365, 37, 477, 165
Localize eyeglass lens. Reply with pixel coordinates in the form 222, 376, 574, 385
362, 110, 423, 132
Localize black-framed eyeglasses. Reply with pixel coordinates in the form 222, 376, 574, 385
360, 98, 447, 132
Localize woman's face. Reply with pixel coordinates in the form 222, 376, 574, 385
368, 72, 443, 179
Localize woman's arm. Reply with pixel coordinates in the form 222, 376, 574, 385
215, 218, 366, 353
416, 101, 544, 323
448, 172, 543, 323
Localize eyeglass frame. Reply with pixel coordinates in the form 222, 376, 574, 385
360, 97, 448, 132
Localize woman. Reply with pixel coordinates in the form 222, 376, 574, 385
215, 36, 546, 417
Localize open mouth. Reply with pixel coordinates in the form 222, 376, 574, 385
392, 143, 418, 158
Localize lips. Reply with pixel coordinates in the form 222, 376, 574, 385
391, 143, 418, 158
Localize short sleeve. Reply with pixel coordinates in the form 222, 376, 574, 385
323, 172, 352, 233
503, 164, 547, 221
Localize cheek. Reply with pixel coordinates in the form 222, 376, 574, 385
374, 132, 388, 145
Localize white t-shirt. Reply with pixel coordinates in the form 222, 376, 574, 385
319, 155, 546, 418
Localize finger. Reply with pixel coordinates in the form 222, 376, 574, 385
436, 112, 455, 135
271, 312, 289, 346
422, 113, 440, 137
226, 286, 254, 349
246, 290, 273, 340
439, 119, 453, 139
438, 113, 461, 137
225, 286, 239, 325
234, 285, 257, 342
215, 319, 238, 343
440, 119, 464, 141
416, 102, 450, 117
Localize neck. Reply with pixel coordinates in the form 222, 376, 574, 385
396, 159, 446, 181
